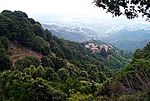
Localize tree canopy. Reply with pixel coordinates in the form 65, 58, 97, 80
94, 0, 150, 20
1, 10, 146, 100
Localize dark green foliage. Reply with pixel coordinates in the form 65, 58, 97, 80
143, 42, 150, 58
0, 36, 9, 49
94, 0, 150, 20
0, 69, 66, 101
15, 56, 40, 71
42, 55, 66, 71
43, 67, 58, 81
0, 55, 12, 71
51, 56, 66, 71
68, 92, 94, 101
28, 78, 66, 101
0, 10, 51, 55
33, 23, 45, 38
45, 29, 53, 41
0, 37, 12, 71
79, 71, 89, 78
41, 56, 54, 68
133, 49, 144, 59
57, 68, 70, 82
32, 36, 49, 53
51, 46, 65, 58
0, 10, 136, 101
94, 43, 150, 100
98, 72, 107, 83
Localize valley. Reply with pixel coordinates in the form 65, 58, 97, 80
42, 21, 150, 52
0, 10, 149, 101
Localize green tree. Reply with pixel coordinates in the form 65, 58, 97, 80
45, 29, 53, 41
133, 49, 144, 59
15, 56, 40, 71
98, 72, 107, 83
0, 41, 12, 71
51, 46, 65, 58
41, 56, 54, 68
33, 23, 45, 38
0, 70, 66, 101
68, 92, 93, 101
32, 36, 48, 53
28, 78, 66, 101
32, 66, 45, 79
94, 0, 150, 20
0, 55, 12, 71
51, 56, 66, 71
57, 68, 70, 82
43, 67, 58, 81
0, 36, 9, 49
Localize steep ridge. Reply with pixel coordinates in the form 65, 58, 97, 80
0, 10, 131, 101
94, 42, 150, 100
42, 24, 96, 42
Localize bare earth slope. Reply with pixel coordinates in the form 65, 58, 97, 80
8, 42, 43, 64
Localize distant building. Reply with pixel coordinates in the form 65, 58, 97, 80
91, 47, 99, 53
85, 42, 113, 53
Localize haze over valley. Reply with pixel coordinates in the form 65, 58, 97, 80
41, 15, 150, 52
1, 0, 150, 52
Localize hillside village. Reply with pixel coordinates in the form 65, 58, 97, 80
85, 43, 114, 59
85, 43, 113, 53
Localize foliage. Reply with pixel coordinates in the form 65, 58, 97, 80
0, 36, 12, 71
0, 10, 138, 101
0, 10, 51, 55
94, 43, 150, 100
94, 0, 150, 20
0, 55, 12, 71
0, 69, 66, 101
67, 92, 93, 101
15, 56, 40, 71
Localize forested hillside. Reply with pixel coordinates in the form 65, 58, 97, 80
0, 10, 148, 101
94, 43, 150, 100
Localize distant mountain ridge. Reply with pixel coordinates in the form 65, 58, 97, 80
42, 24, 100, 42
43, 23, 150, 52
102, 29, 150, 52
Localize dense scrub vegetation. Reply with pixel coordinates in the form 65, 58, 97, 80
0, 10, 148, 100
93, 43, 150, 100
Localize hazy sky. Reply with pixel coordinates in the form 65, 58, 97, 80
0, 0, 112, 18
0, 0, 148, 25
